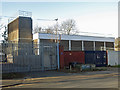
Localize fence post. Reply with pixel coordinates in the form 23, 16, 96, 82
0, 43, 2, 78
57, 43, 60, 70
41, 44, 44, 71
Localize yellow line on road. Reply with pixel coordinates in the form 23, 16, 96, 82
2, 72, 118, 88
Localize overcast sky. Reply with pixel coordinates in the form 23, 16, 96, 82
0, 0, 118, 41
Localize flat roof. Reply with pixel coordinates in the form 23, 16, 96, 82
33, 33, 115, 42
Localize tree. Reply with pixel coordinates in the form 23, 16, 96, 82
33, 25, 42, 34
33, 19, 78, 35
60, 19, 77, 35
0, 24, 8, 43
33, 25, 54, 34
2, 26, 8, 43
45, 26, 54, 34
52, 23, 61, 34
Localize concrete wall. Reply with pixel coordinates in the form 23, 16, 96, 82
19, 17, 33, 43
8, 17, 19, 42
33, 39, 39, 55
107, 51, 120, 66
8, 16, 33, 43
8, 17, 33, 55
33, 39, 38, 44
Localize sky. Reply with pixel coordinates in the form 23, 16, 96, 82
0, 1, 118, 41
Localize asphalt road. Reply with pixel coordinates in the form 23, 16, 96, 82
2, 68, 119, 89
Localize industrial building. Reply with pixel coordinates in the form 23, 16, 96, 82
33, 33, 115, 51
7, 16, 115, 52
1, 16, 117, 73
33, 33, 115, 68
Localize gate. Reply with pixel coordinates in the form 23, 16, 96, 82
0, 42, 58, 73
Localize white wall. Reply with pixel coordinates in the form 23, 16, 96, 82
33, 33, 39, 40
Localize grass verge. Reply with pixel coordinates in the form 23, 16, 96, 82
109, 65, 120, 68
2, 72, 26, 79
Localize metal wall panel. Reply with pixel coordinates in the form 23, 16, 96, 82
85, 51, 107, 67
107, 51, 120, 66
84, 51, 95, 64
64, 51, 85, 66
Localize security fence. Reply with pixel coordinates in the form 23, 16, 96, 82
0, 42, 58, 73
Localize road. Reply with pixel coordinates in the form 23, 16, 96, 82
1, 68, 120, 89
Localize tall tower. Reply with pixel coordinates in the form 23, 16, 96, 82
8, 16, 33, 43
8, 16, 33, 55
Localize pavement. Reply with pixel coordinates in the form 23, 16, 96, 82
1, 67, 120, 89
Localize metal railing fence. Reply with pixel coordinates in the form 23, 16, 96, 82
0, 42, 58, 73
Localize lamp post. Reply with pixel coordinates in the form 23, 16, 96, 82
55, 18, 60, 70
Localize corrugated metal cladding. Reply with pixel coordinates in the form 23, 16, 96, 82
85, 51, 107, 67
64, 51, 85, 66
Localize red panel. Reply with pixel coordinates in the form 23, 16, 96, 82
59, 45, 64, 69
64, 51, 85, 66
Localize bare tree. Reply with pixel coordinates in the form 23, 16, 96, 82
52, 23, 62, 34
33, 25, 42, 34
2, 26, 8, 42
45, 26, 54, 34
60, 19, 77, 35
0, 23, 8, 43
33, 19, 78, 35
